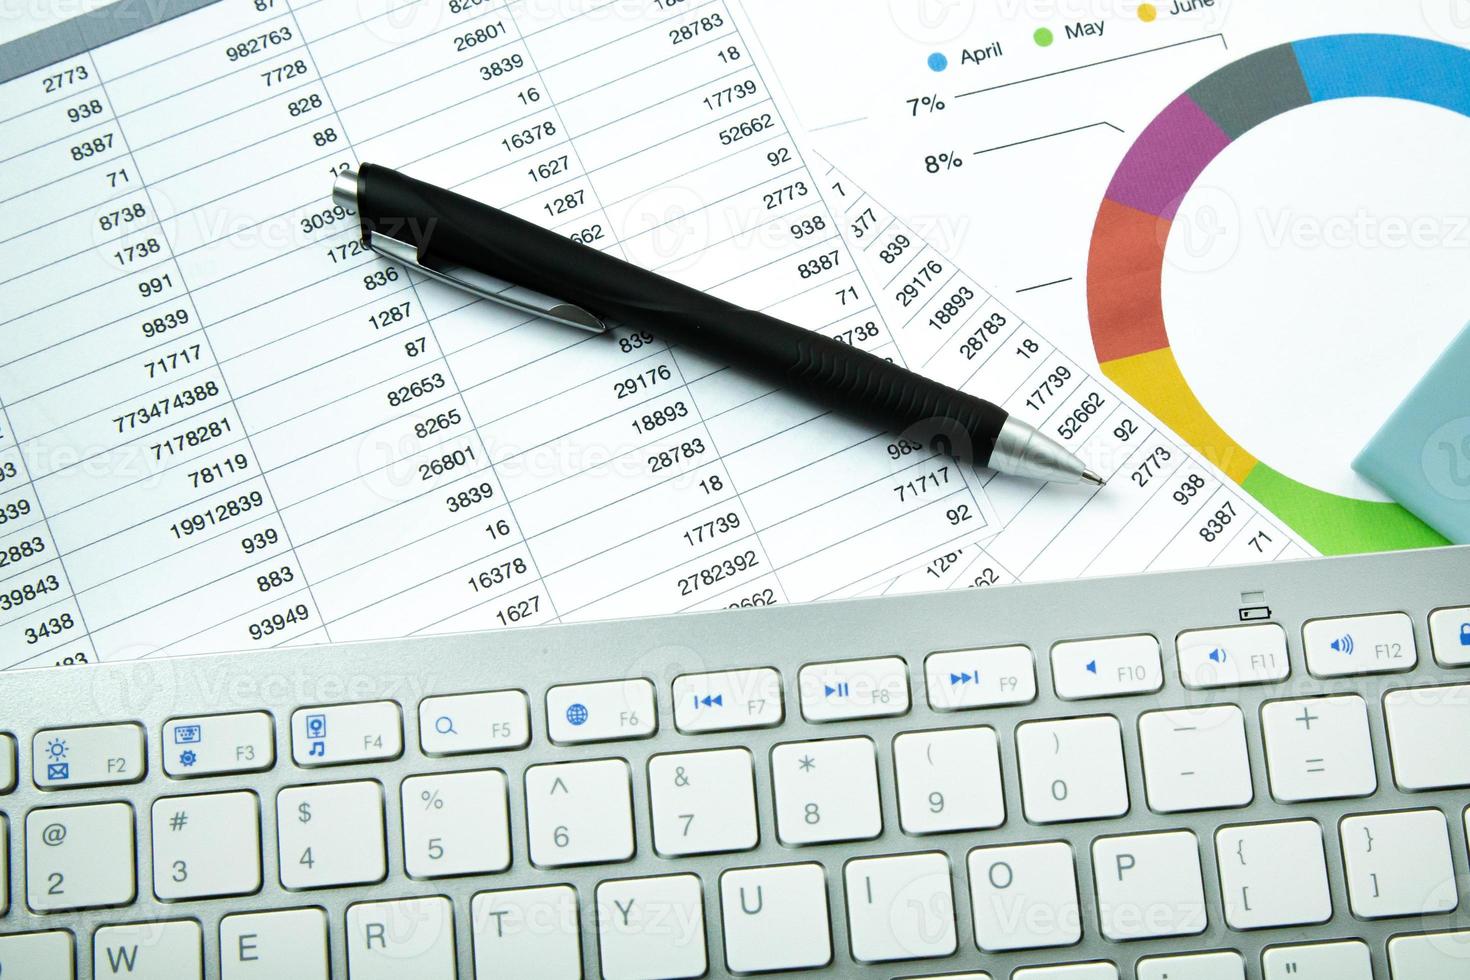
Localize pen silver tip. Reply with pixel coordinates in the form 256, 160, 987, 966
1081, 468, 1106, 487
332, 169, 360, 212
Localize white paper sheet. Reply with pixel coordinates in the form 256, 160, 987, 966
0, 0, 1007, 668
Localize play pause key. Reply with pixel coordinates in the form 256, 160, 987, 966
799, 657, 909, 721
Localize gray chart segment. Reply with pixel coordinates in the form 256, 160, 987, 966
1186, 41, 1314, 140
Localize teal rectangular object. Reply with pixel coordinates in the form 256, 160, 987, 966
1354, 323, 1470, 544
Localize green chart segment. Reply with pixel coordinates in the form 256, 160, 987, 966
1087, 34, 1461, 554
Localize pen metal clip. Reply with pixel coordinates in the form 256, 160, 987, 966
333, 172, 606, 335
368, 232, 608, 334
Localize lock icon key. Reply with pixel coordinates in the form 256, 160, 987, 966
1461, 622, 1470, 647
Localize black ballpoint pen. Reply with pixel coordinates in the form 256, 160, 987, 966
333, 164, 1104, 486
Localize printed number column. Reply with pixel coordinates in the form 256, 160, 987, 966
69, 1, 337, 656
0, 43, 267, 665
487, 0, 781, 620
0, 60, 119, 668
287, 0, 554, 638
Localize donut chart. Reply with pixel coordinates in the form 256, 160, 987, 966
1087, 34, 1458, 554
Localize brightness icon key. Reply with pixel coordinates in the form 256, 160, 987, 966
798, 657, 910, 722
32, 723, 146, 789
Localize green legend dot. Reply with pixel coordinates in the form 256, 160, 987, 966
1034, 27, 1054, 47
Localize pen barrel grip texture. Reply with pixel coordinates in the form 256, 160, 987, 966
357, 164, 1003, 465
780, 324, 1005, 465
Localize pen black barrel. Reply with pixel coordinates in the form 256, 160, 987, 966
358, 164, 1005, 465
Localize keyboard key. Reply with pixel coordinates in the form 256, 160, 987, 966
649, 748, 758, 856
401, 770, 511, 877
26, 801, 135, 911
1137, 951, 1244, 980
221, 908, 329, 980
151, 790, 261, 900
290, 701, 402, 767
419, 690, 530, 755
276, 780, 386, 889
0, 814, 6, 916
844, 852, 956, 962
472, 885, 581, 980
894, 727, 1004, 834
1262, 695, 1376, 801
1384, 684, 1470, 789
1430, 606, 1470, 666
771, 736, 881, 845
546, 679, 656, 744
672, 667, 783, 732
94, 920, 201, 979
1016, 716, 1129, 823
1262, 940, 1372, 979
1092, 830, 1206, 940
1051, 634, 1162, 699
720, 863, 832, 972
1340, 809, 1458, 918
525, 758, 634, 867
799, 656, 910, 721
1139, 706, 1253, 813
1304, 611, 1417, 676
967, 841, 1081, 951
1216, 820, 1332, 929
597, 873, 706, 980
1176, 623, 1290, 689
0, 931, 74, 979
347, 896, 456, 979
1014, 962, 1118, 980
925, 645, 1036, 710
1387, 931, 1470, 978
162, 712, 274, 777
1, 731, 14, 792
32, 722, 145, 788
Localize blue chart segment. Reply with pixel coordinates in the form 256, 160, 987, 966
1293, 33, 1470, 117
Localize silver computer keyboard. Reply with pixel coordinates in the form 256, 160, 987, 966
2, 546, 1470, 979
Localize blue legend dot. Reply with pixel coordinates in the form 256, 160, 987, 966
927, 52, 948, 72
566, 703, 589, 726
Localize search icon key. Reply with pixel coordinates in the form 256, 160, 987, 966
420, 691, 531, 755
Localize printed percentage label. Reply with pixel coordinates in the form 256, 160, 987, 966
924, 151, 964, 174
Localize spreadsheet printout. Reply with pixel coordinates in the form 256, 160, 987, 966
0, 0, 1004, 669
785, 151, 1313, 596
